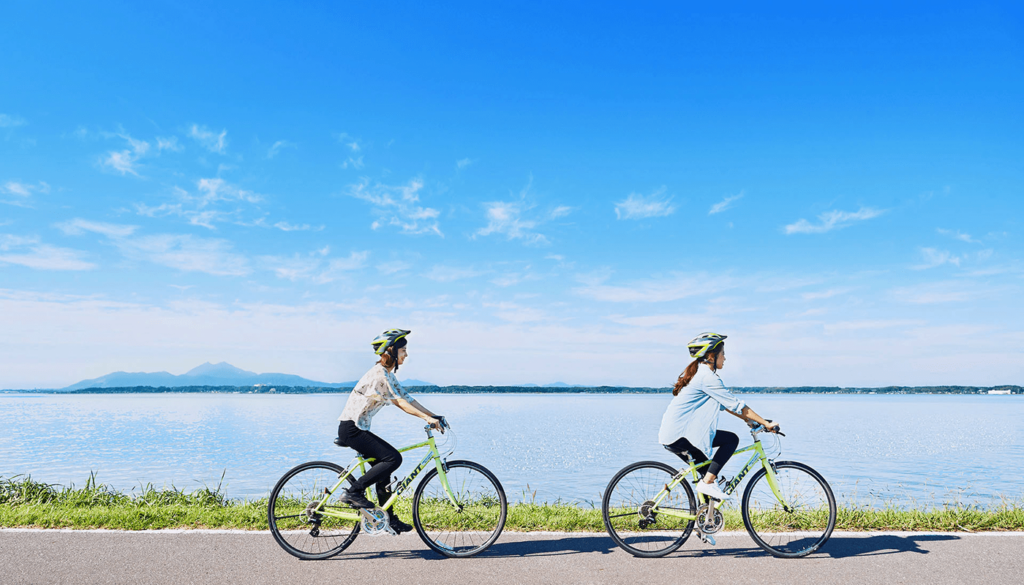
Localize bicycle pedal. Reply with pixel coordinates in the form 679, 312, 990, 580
698, 532, 716, 546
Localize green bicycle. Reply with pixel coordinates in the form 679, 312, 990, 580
602, 422, 836, 558
268, 419, 507, 559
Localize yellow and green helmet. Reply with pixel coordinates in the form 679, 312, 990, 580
687, 332, 727, 359
371, 328, 411, 355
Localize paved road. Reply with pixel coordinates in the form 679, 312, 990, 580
2, 530, 1021, 584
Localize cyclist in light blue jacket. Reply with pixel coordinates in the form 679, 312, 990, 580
659, 333, 779, 501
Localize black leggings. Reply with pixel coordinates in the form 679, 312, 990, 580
665, 431, 739, 478
337, 421, 403, 501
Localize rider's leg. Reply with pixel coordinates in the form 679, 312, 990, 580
703, 431, 739, 483
664, 436, 711, 474
338, 424, 403, 500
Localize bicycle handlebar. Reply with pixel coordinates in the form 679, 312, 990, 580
748, 419, 785, 437
425, 416, 449, 434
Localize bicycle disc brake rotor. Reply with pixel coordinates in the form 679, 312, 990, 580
637, 500, 658, 529
696, 503, 724, 534
360, 508, 392, 536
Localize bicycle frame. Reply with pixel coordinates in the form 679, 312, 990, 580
311, 426, 457, 523
650, 432, 790, 521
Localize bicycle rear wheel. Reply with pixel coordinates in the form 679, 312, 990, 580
741, 460, 836, 558
412, 460, 507, 558
602, 461, 696, 558
268, 461, 361, 560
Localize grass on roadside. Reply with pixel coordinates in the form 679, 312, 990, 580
3, 475, 1023, 532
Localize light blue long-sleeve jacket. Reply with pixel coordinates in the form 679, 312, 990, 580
658, 363, 747, 458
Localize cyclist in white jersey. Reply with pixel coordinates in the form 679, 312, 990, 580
335, 329, 443, 534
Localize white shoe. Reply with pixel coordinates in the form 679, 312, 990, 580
695, 480, 730, 500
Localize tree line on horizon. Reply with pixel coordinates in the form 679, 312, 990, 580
5, 384, 1020, 395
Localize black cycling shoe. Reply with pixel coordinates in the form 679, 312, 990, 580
338, 488, 374, 509
389, 514, 413, 534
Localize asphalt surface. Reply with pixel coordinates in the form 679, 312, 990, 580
2, 529, 1022, 584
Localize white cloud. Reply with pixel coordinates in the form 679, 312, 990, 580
156, 136, 183, 152
116, 234, 249, 276
912, 247, 961, 270
889, 281, 982, 304
273, 221, 320, 232
784, 207, 885, 234
188, 124, 228, 154
377, 260, 412, 275
341, 156, 364, 169
801, 287, 852, 300
267, 140, 296, 159
0, 234, 95, 271
101, 133, 151, 176
349, 178, 442, 236
476, 200, 548, 245
55, 218, 138, 238
937, 228, 979, 244
709, 191, 744, 215
2, 181, 49, 205
615, 187, 676, 220
135, 179, 263, 229
0, 114, 27, 127
261, 249, 368, 283
550, 205, 573, 219
456, 158, 473, 169
574, 272, 734, 303
423, 265, 485, 282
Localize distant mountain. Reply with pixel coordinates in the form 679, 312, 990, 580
401, 379, 434, 387
516, 382, 583, 388
61, 362, 357, 391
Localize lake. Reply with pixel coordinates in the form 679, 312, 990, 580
1, 393, 1021, 508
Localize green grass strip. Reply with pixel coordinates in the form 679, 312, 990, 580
3, 475, 1023, 532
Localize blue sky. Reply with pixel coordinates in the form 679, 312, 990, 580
1, 1, 1022, 388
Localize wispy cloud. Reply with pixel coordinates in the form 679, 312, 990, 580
267, 140, 296, 159
349, 178, 442, 236
377, 260, 412, 275
614, 187, 676, 220
937, 228, 979, 244
136, 179, 263, 229
156, 136, 183, 152
188, 124, 228, 154
423, 265, 485, 282
475, 178, 569, 245
574, 271, 734, 303
456, 158, 473, 169
890, 281, 983, 304
101, 133, 151, 176
261, 248, 368, 283
801, 287, 851, 300
2, 181, 50, 206
273, 221, 321, 232
0, 114, 27, 128
709, 191, 744, 215
55, 218, 138, 238
784, 207, 885, 234
341, 155, 364, 169
0, 234, 95, 270
117, 234, 249, 276
912, 247, 962, 270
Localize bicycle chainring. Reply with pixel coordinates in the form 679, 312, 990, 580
696, 503, 724, 534
360, 508, 395, 536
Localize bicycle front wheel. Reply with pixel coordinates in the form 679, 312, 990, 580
741, 460, 836, 558
412, 460, 507, 558
268, 461, 361, 560
602, 461, 696, 558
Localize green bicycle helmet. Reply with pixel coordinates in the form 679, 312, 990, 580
371, 329, 411, 355
687, 332, 727, 359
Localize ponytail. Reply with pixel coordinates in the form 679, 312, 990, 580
379, 348, 400, 372
672, 343, 723, 396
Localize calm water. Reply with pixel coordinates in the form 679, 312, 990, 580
1, 393, 1021, 508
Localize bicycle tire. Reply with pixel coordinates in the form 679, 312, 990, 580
268, 461, 361, 560
412, 460, 507, 558
602, 461, 696, 558
741, 460, 836, 558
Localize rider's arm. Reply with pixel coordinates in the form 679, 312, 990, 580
726, 406, 779, 432
391, 398, 440, 426
407, 399, 438, 418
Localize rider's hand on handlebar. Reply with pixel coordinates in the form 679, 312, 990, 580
765, 420, 780, 433
427, 416, 445, 432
